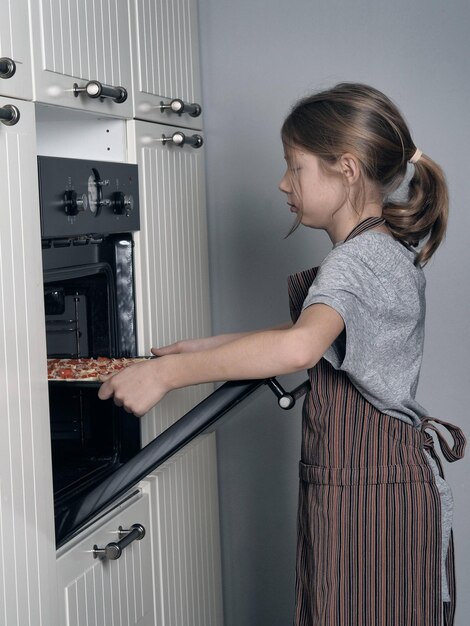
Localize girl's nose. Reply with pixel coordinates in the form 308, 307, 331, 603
279, 171, 290, 193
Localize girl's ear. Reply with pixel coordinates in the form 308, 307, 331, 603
339, 153, 361, 186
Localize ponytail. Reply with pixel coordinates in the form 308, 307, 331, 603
383, 153, 448, 266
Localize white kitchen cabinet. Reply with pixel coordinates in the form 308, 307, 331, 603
127, 119, 212, 445
29, 0, 133, 117
56, 486, 154, 626
129, 0, 203, 129
2, 3, 223, 625
149, 434, 224, 626
0, 0, 33, 99
0, 96, 58, 625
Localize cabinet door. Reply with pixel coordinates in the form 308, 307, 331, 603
0, 97, 58, 625
29, 0, 133, 117
149, 434, 224, 626
127, 120, 212, 445
0, 0, 33, 99
130, 0, 203, 129
56, 488, 154, 626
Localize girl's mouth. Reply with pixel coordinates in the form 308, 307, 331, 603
288, 203, 298, 213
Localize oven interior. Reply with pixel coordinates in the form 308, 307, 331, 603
45, 265, 114, 359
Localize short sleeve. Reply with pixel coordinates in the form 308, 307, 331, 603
301, 245, 388, 369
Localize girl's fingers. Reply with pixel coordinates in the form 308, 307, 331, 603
99, 372, 113, 381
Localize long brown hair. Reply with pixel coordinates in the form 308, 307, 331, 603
281, 83, 448, 265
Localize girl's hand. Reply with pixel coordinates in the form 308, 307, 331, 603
98, 358, 171, 417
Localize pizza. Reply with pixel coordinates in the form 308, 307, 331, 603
47, 357, 151, 382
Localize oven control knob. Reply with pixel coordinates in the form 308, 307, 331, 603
112, 192, 134, 216
63, 190, 88, 216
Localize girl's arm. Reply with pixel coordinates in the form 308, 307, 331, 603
98, 305, 343, 416
151, 322, 293, 356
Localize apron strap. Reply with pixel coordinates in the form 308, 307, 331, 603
344, 216, 386, 242
420, 416, 465, 626
444, 530, 457, 626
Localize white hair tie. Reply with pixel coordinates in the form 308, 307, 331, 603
409, 148, 423, 164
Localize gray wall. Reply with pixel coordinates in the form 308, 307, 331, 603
198, 1, 470, 624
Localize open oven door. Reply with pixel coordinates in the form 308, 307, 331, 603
55, 376, 309, 547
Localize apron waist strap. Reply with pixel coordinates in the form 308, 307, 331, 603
298, 460, 435, 485
420, 416, 466, 463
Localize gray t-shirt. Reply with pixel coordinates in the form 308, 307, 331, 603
302, 231, 427, 427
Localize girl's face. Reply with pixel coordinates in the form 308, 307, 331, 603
279, 146, 348, 232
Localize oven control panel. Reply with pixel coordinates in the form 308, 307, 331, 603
38, 156, 140, 239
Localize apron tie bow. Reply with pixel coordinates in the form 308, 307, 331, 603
420, 416, 466, 463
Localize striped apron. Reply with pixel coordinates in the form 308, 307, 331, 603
288, 219, 466, 626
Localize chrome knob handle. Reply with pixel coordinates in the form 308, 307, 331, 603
93, 523, 146, 560
158, 131, 203, 149
159, 98, 201, 117
0, 57, 16, 79
266, 378, 295, 409
265, 377, 311, 410
73, 80, 128, 104
0, 104, 20, 126
63, 190, 88, 216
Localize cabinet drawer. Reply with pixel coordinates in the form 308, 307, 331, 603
56, 486, 154, 626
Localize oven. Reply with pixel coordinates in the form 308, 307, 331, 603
38, 156, 141, 546
39, 157, 310, 549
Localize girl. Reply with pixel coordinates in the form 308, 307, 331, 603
99, 83, 466, 626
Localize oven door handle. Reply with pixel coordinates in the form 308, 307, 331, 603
55, 376, 310, 547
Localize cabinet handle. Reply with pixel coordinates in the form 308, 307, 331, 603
73, 80, 128, 104
93, 523, 145, 560
0, 104, 20, 126
157, 131, 203, 149
159, 98, 202, 118
0, 57, 16, 79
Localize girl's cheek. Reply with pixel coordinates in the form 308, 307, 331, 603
291, 177, 302, 201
